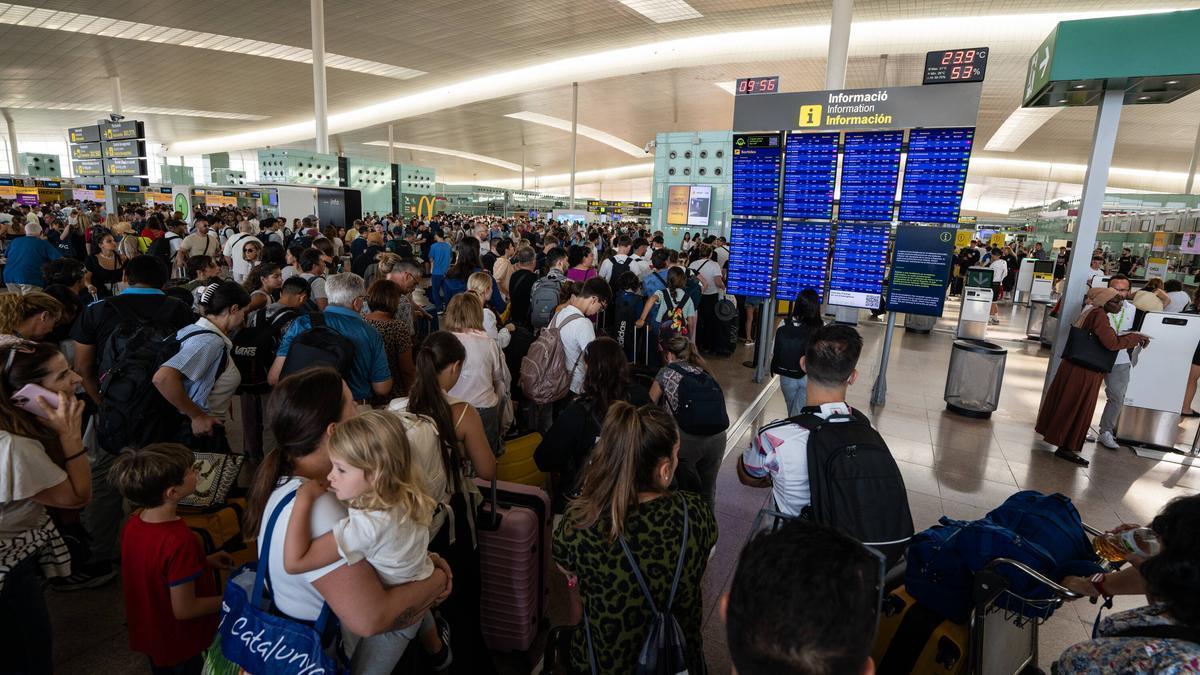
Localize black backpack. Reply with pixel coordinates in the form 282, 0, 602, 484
145, 234, 174, 261
770, 318, 813, 378
593, 499, 691, 675
609, 255, 634, 281
97, 323, 225, 453
789, 408, 914, 566
232, 308, 299, 394
668, 363, 729, 436
279, 312, 356, 378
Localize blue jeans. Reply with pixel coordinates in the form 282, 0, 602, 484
779, 375, 808, 417
430, 274, 445, 311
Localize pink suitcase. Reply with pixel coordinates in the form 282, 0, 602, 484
473, 477, 552, 652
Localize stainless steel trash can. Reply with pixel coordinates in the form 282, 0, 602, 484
1040, 304, 1058, 348
904, 313, 936, 334
1026, 300, 1053, 342
945, 339, 1007, 419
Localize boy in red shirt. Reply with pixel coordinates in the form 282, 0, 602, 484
111, 443, 233, 675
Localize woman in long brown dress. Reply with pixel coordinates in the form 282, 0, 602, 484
1036, 287, 1150, 467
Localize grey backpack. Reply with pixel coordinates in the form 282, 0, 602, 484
530, 271, 565, 330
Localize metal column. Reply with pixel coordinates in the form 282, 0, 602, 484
3, 113, 17, 176
1185, 120, 1200, 194
310, 0, 329, 154
569, 82, 578, 209
387, 124, 395, 165
1043, 87, 1124, 392
825, 0, 854, 90
109, 77, 123, 116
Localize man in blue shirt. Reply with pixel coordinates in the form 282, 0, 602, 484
428, 229, 452, 312
4, 222, 62, 292
268, 272, 392, 402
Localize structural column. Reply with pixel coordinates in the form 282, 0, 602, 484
4, 113, 18, 176
1044, 87, 1124, 391
1186, 120, 1200, 194
825, 0, 854, 90
569, 82, 579, 210
310, 0, 329, 154
387, 124, 395, 165
109, 77, 123, 116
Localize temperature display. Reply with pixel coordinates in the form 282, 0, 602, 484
923, 47, 988, 84
736, 76, 780, 95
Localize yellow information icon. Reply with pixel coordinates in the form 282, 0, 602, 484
798, 104, 822, 127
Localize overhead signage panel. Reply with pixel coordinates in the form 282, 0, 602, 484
72, 159, 105, 177
68, 125, 100, 143
102, 139, 146, 159
733, 83, 982, 132
886, 224, 957, 317
104, 157, 147, 176
70, 142, 103, 160
100, 119, 144, 141
731, 133, 781, 217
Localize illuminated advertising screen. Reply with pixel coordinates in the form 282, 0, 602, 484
666, 185, 690, 225
687, 185, 712, 227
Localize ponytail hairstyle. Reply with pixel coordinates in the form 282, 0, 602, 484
0, 291, 64, 336
327, 410, 436, 525
244, 367, 349, 534
0, 340, 67, 460
566, 402, 678, 541
407, 331, 468, 492
197, 280, 251, 318
661, 334, 709, 372
666, 265, 687, 292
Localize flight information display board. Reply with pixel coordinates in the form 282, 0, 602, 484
731, 134, 782, 217
726, 219, 777, 298
828, 223, 889, 309
777, 221, 832, 301
899, 127, 975, 224
837, 131, 902, 222
782, 132, 838, 220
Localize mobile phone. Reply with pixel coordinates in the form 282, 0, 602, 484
11, 384, 61, 418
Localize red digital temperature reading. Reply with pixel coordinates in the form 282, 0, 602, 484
923, 48, 988, 85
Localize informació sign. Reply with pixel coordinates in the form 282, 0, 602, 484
732, 83, 982, 132
887, 224, 958, 317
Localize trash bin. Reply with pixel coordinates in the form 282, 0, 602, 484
1026, 300, 1053, 342
904, 313, 936, 334
944, 339, 1007, 419
1040, 305, 1059, 348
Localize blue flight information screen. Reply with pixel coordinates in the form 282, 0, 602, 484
727, 219, 777, 298
899, 127, 975, 223
828, 223, 890, 309
732, 134, 782, 217
783, 132, 838, 219
777, 221, 832, 301
838, 130, 902, 222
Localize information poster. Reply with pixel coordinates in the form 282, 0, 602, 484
1152, 232, 1168, 250
776, 221, 832, 301
666, 185, 690, 225
727, 219, 777, 298
837, 131, 902, 222
828, 223, 889, 309
898, 127, 974, 224
989, 233, 1007, 249
886, 224, 957, 316
731, 134, 782, 217
782, 132, 838, 220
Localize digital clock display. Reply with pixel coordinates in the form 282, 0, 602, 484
923, 48, 988, 85
736, 76, 779, 96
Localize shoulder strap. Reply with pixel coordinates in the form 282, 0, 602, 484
251, 489, 297, 608
660, 287, 676, 312
616, 497, 689, 614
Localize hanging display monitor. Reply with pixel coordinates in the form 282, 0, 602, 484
776, 221, 832, 301
687, 185, 712, 226
828, 223, 889, 309
732, 134, 782, 217
837, 131, 902, 222
726, 218, 777, 298
886, 224, 957, 316
783, 132, 838, 220
899, 127, 975, 224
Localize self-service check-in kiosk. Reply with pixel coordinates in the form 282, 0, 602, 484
1117, 312, 1200, 460
957, 266, 994, 340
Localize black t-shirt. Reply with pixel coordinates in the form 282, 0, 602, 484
1118, 255, 1134, 274
351, 245, 385, 277
71, 292, 195, 365
509, 269, 538, 327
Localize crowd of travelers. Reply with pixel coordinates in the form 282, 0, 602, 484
0, 197, 1196, 675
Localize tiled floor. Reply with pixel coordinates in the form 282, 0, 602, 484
45, 297, 1198, 674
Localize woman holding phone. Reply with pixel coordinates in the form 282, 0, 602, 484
0, 336, 92, 673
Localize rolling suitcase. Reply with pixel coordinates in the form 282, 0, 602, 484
473, 478, 552, 652
871, 585, 968, 675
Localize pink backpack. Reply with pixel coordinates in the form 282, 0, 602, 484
520, 312, 585, 405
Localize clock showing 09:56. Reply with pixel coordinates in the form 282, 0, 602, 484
736, 76, 780, 95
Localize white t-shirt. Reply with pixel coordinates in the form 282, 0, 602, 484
740, 402, 851, 516
690, 258, 722, 295
0, 433, 65, 538
1087, 268, 1106, 287
713, 245, 730, 268
332, 508, 434, 587
446, 329, 509, 410
1108, 300, 1136, 367
554, 306, 595, 395
257, 478, 348, 621
989, 258, 1008, 283
1165, 290, 1190, 313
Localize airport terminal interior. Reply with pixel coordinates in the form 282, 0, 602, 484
3, 1, 1200, 674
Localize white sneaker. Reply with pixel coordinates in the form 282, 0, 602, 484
1098, 431, 1120, 450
